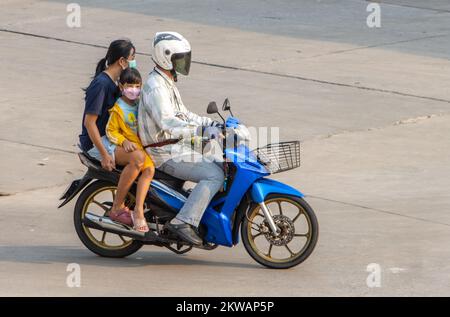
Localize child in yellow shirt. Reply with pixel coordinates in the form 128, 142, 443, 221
106, 68, 154, 232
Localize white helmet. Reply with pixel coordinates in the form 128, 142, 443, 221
151, 32, 191, 79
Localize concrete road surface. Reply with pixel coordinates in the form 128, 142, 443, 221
1, 0, 450, 296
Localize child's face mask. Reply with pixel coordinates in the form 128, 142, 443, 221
122, 87, 141, 101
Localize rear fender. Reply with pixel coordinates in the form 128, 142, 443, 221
58, 175, 92, 208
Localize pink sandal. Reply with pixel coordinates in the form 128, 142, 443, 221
109, 207, 132, 226
131, 211, 149, 233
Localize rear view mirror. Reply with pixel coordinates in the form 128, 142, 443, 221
222, 98, 233, 116
222, 98, 231, 111
207, 101, 219, 114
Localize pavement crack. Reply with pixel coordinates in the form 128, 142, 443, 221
230, 69, 450, 104
2, 28, 450, 105
235, 33, 448, 72
0, 28, 108, 50
2, 183, 74, 197
363, 0, 450, 14
308, 34, 449, 58
315, 112, 446, 140
0, 138, 77, 154
392, 114, 440, 126
307, 194, 450, 228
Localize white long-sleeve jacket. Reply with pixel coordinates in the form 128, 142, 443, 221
138, 68, 216, 167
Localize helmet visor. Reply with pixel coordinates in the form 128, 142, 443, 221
172, 51, 191, 75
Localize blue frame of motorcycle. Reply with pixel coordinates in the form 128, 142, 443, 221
151, 144, 304, 247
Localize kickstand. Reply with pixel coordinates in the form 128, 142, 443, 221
166, 243, 193, 255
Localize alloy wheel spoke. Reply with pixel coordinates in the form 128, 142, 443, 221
285, 245, 295, 257
266, 244, 273, 258
252, 232, 263, 239
92, 200, 110, 212
277, 201, 283, 215
292, 209, 303, 223
101, 231, 106, 244
251, 225, 261, 232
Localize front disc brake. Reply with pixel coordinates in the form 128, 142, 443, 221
262, 215, 295, 246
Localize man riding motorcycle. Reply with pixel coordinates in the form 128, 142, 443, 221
138, 32, 224, 245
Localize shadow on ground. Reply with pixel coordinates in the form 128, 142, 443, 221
0, 245, 261, 269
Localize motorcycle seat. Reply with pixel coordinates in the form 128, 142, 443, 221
79, 152, 185, 190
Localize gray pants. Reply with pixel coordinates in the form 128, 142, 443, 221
159, 155, 225, 227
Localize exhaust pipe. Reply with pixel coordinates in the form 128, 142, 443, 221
83, 212, 146, 239
83, 212, 186, 246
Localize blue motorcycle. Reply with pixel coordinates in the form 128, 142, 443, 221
59, 99, 318, 269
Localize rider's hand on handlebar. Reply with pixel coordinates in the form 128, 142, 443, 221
101, 153, 115, 171
212, 120, 224, 129
122, 140, 137, 153
204, 126, 223, 140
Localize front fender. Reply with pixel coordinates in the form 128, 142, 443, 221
250, 178, 304, 203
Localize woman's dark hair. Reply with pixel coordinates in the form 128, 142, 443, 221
95, 39, 135, 77
119, 68, 142, 85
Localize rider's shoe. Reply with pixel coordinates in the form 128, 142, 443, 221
165, 222, 203, 245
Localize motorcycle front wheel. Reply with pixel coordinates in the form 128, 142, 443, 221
74, 180, 143, 258
241, 194, 318, 269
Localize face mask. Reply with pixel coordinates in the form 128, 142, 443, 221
122, 87, 141, 100
128, 59, 137, 69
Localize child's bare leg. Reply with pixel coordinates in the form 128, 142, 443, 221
111, 146, 145, 213
134, 166, 155, 220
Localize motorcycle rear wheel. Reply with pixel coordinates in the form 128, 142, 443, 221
74, 180, 143, 258
241, 194, 318, 269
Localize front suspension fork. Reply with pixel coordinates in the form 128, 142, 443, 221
259, 202, 280, 236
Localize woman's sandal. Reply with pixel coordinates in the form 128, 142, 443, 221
131, 211, 149, 233
109, 207, 133, 226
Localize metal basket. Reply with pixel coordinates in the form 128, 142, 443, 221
252, 141, 301, 174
